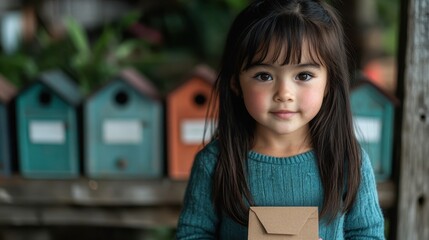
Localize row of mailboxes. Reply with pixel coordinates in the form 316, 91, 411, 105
0, 66, 217, 179
0, 68, 397, 181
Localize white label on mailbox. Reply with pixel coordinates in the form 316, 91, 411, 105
29, 121, 65, 144
181, 119, 215, 144
103, 119, 142, 144
354, 117, 381, 143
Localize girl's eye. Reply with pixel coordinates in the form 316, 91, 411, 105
296, 72, 313, 81
254, 73, 273, 81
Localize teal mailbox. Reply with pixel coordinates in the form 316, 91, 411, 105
351, 78, 398, 181
0, 76, 17, 177
16, 70, 83, 178
84, 68, 163, 178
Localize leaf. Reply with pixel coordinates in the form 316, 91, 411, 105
0, 54, 38, 87
114, 40, 145, 60
64, 17, 90, 60
93, 27, 116, 60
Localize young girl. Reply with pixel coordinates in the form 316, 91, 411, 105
176, 0, 385, 239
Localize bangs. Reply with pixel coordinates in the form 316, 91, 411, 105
240, 14, 325, 71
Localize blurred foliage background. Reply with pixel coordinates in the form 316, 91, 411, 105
0, 0, 248, 95
0, 0, 399, 95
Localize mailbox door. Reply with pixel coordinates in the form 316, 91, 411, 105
85, 81, 163, 178
353, 112, 383, 172
17, 84, 79, 178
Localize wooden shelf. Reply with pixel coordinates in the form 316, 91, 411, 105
0, 177, 396, 228
0, 177, 188, 206
0, 177, 187, 228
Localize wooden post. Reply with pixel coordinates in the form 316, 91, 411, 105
397, 0, 429, 238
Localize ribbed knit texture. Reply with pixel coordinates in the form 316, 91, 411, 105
176, 141, 385, 239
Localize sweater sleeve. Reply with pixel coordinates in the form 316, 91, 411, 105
344, 150, 385, 239
176, 148, 219, 239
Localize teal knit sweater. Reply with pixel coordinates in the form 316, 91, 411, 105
176, 141, 385, 239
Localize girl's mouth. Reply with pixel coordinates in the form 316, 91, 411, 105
270, 110, 296, 119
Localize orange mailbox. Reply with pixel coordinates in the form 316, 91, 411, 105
167, 65, 217, 180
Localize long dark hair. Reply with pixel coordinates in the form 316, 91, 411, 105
210, 0, 361, 225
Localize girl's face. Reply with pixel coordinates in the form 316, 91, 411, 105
238, 45, 327, 144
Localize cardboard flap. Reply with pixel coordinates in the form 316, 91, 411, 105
250, 207, 318, 235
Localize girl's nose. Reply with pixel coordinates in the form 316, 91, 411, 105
273, 80, 294, 102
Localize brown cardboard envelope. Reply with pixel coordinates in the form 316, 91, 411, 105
248, 206, 318, 240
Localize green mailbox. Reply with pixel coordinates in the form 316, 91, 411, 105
84, 68, 163, 178
351, 78, 398, 181
16, 70, 83, 178
0, 75, 17, 177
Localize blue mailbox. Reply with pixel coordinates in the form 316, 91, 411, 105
84, 68, 163, 178
351, 77, 399, 181
16, 70, 83, 178
0, 75, 17, 177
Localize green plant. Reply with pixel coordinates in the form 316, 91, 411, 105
376, 0, 399, 56
64, 11, 153, 94
0, 52, 38, 87
0, 1, 249, 94
0, 11, 152, 94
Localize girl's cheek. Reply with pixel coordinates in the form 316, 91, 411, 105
298, 90, 324, 112
243, 91, 267, 113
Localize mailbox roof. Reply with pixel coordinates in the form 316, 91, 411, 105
36, 70, 83, 106
167, 64, 217, 94
119, 68, 160, 100
87, 68, 160, 101
0, 75, 17, 103
352, 73, 400, 106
